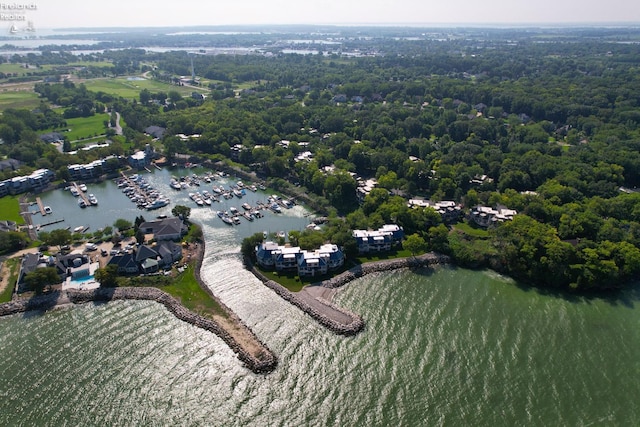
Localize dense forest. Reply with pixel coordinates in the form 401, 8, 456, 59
3, 27, 640, 291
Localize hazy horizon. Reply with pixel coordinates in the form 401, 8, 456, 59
2, 0, 639, 34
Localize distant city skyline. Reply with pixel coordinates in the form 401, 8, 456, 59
7, 0, 640, 30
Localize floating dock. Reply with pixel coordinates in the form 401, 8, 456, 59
35, 197, 46, 215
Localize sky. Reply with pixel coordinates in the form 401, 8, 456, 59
9, 0, 640, 30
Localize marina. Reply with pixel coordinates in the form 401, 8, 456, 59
31, 167, 315, 239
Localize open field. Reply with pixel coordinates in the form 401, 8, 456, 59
0, 257, 19, 303
83, 77, 206, 100
56, 114, 110, 141
163, 264, 227, 317
0, 89, 41, 109
0, 63, 55, 75
0, 196, 25, 224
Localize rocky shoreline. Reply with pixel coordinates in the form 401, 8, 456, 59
0, 240, 278, 375
318, 252, 451, 289
250, 252, 450, 336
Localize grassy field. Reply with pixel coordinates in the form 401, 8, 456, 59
0, 257, 19, 303
0, 89, 41, 109
452, 221, 491, 238
57, 114, 110, 141
83, 77, 206, 100
260, 269, 307, 292
0, 195, 24, 224
163, 264, 227, 317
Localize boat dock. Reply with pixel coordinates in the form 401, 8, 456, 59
36, 218, 65, 230
73, 182, 90, 206
35, 197, 47, 215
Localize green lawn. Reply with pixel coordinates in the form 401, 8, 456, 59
0, 257, 19, 303
83, 77, 206, 100
0, 195, 24, 224
58, 114, 110, 141
354, 248, 413, 263
452, 221, 491, 238
260, 269, 307, 292
162, 265, 227, 318
0, 90, 40, 109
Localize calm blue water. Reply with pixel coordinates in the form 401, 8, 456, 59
34, 168, 314, 238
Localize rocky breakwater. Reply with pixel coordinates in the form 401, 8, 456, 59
320, 252, 451, 289
65, 287, 277, 374
0, 291, 68, 316
251, 266, 365, 336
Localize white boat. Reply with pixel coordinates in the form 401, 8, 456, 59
73, 226, 85, 233
88, 194, 98, 205
242, 202, 251, 210
170, 179, 182, 190
229, 206, 239, 215
79, 183, 88, 192
243, 211, 254, 221
146, 198, 169, 210
44, 206, 52, 214
70, 187, 79, 196
221, 215, 233, 225
232, 216, 241, 225
78, 198, 87, 208
270, 203, 282, 213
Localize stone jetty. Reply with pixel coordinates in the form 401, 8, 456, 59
0, 239, 278, 374
251, 252, 450, 335
319, 252, 451, 289
0, 286, 276, 374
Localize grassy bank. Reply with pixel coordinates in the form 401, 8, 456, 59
0, 196, 25, 224
0, 258, 19, 303
162, 265, 228, 318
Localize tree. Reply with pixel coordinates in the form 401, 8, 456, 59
403, 233, 427, 257
241, 232, 265, 262
42, 228, 71, 249
95, 265, 118, 288
172, 205, 191, 221
113, 218, 133, 232
23, 267, 60, 294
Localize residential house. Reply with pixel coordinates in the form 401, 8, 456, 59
353, 224, 404, 254
408, 199, 463, 222
144, 126, 166, 139
107, 253, 139, 274
156, 240, 182, 266
0, 220, 17, 233
0, 158, 21, 172
256, 241, 345, 277
297, 252, 328, 277
128, 144, 155, 169
470, 205, 517, 228
0, 168, 54, 195
17, 252, 42, 288
138, 217, 186, 241
55, 253, 92, 279
275, 246, 303, 271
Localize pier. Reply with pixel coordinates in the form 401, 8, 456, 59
35, 197, 47, 215
36, 218, 65, 231
72, 182, 90, 207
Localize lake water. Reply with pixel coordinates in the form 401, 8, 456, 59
2, 168, 640, 425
